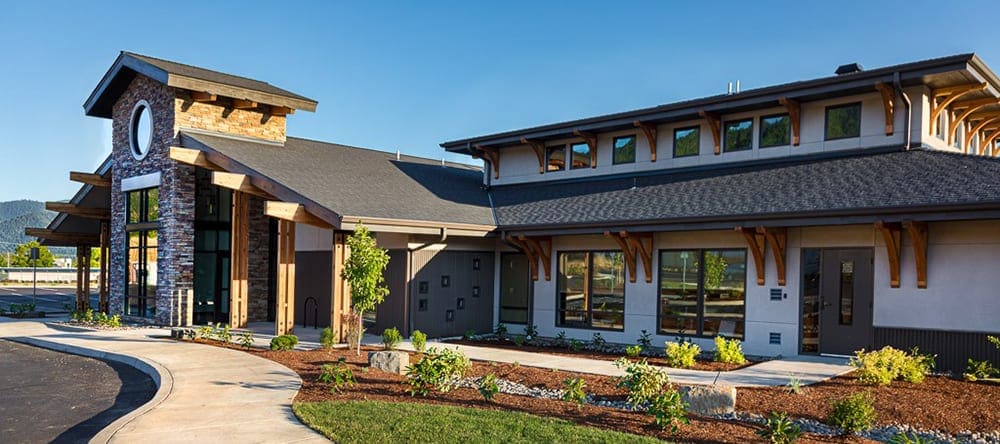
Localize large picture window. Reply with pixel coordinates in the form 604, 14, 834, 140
658, 249, 746, 338
125, 187, 159, 318
557, 251, 625, 330
825, 103, 861, 140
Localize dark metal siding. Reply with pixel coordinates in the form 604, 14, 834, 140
874, 327, 1000, 374
294, 251, 331, 330
409, 250, 494, 338
374, 249, 409, 335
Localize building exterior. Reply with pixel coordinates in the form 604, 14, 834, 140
33, 52, 1000, 372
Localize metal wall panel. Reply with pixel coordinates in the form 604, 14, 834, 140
409, 250, 494, 338
374, 249, 409, 334
874, 327, 1000, 374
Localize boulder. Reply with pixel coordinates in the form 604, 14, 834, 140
679, 385, 736, 416
368, 350, 409, 375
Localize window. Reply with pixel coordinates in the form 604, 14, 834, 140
129, 100, 154, 160
125, 187, 159, 318
825, 103, 861, 140
557, 251, 625, 330
673, 126, 700, 157
935, 101, 946, 140
658, 249, 746, 338
839, 260, 854, 325
800, 249, 820, 353
570, 142, 591, 169
546, 145, 565, 171
723, 119, 753, 152
953, 122, 964, 149
612, 135, 636, 164
759, 114, 791, 147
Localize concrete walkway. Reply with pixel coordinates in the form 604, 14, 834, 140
364, 337, 853, 388
0, 318, 326, 444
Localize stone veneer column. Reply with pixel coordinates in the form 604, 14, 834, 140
247, 195, 271, 322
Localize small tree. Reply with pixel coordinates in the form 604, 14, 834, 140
342, 222, 390, 355
11, 241, 55, 267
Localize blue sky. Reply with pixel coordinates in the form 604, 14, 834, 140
1, 0, 998, 202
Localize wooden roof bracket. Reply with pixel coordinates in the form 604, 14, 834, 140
875, 221, 902, 288
508, 236, 542, 281
572, 130, 598, 168
519, 235, 552, 281
979, 130, 1000, 156
211, 171, 276, 200
473, 145, 500, 179
736, 227, 766, 285
757, 226, 787, 286
778, 97, 801, 146
605, 231, 654, 283
520, 138, 546, 174
948, 98, 1000, 146
25, 228, 100, 246
169, 146, 223, 170
964, 115, 1000, 152
265, 201, 333, 229
605, 231, 637, 283
930, 82, 988, 135
45, 202, 110, 220
904, 221, 928, 289
191, 91, 217, 103
699, 111, 721, 155
69, 171, 110, 188
874, 82, 895, 136
633, 121, 658, 162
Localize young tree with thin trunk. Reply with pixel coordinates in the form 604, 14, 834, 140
341, 223, 390, 355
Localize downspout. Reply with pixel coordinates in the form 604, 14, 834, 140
893, 71, 913, 150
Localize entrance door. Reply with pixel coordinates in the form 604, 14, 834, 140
818, 249, 874, 355
499, 253, 531, 326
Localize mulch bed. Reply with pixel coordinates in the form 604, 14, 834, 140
739, 374, 1000, 434
445, 338, 753, 372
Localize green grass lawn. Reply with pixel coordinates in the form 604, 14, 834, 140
293, 400, 663, 443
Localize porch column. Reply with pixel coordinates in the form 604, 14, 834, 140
98, 222, 109, 313
229, 191, 249, 328
330, 231, 350, 341
275, 220, 296, 336
75, 247, 91, 311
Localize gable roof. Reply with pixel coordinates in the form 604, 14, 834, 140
491, 148, 1000, 232
84, 51, 318, 118
180, 131, 495, 229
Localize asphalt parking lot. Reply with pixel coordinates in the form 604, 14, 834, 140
0, 286, 99, 314
0, 339, 155, 443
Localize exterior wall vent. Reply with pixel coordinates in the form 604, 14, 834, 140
835, 63, 864, 75
769, 332, 782, 345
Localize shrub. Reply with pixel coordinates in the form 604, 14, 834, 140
889, 432, 933, 444
92, 312, 122, 328
591, 332, 606, 347
963, 359, 998, 381
477, 373, 499, 402
786, 376, 804, 395
512, 335, 525, 347
827, 392, 877, 433
757, 412, 802, 443
404, 347, 470, 396
648, 390, 688, 433
382, 327, 402, 350
320, 327, 337, 349
561, 377, 587, 409
569, 339, 582, 352
463, 329, 477, 340
665, 340, 701, 368
714, 336, 747, 365
410, 330, 427, 353
850, 346, 934, 385
625, 345, 643, 358
196, 325, 213, 340
218, 324, 233, 344
525, 324, 539, 339
989, 335, 1000, 350
614, 358, 671, 407
637, 329, 653, 351
72, 308, 94, 323
556, 331, 567, 347
494, 323, 507, 339
238, 331, 255, 349
270, 334, 299, 351
318, 358, 355, 392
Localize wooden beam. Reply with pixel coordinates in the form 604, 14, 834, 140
979, 129, 1000, 155
904, 221, 928, 289
508, 236, 539, 281
965, 115, 1000, 152
331, 232, 350, 342
627, 232, 654, 284
520, 137, 546, 174
169, 146, 222, 170
778, 97, 801, 146
520, 235, 552, 281
270, 106, 294, 117
275, 220, 296, 336
605, 231, 638, 283
229, 191, 250, 328
473, 145, 500, 179
265, 201, 333, 228
98, 222, 109, 313
45, 202, 109, 220
757, 226, 787, 286
232, 98, 258, 110
633, 121, 658, 162
76, 247, 91, 311
572, 130, 598, 168
191, 91, 217, 103
948, 98, 1000, 146
699, 111, 721, 155
25, 228, 99, 246
930, 82, 988, 135
69, 171, 110, 188
874, 82, 895, 136
211, 171, 275, 199
875, 221, 902, 288
736, 227, 766, 285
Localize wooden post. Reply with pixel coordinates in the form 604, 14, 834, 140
83, 248, 91, 311
75, 247, 91, 311
331, 231, 351, 341
275, 220, 296, 336
229, 192, 250, 328
99, 222, 109, 313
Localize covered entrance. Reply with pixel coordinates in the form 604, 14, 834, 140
801, 248, 874, 356
499, 252, 532, 326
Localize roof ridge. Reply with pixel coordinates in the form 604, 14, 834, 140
284, 136, 482, 171
123, 51, 279, 87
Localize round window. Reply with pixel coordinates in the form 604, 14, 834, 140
129, 100, 154, 160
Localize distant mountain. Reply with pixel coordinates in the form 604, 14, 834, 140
0, 200, 57, 253
0, 200, 46, 221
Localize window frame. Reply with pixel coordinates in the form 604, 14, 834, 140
673, 126, 701, 158
824, 102, 862, 141
545, 144, 566, 172
612, 135, 637, 165
556, 250, 626, 332
722, 118, 754, 153
569, 142, 591, 169
758, 113, 791, 148
124, 187, 160, 318
656, 248, 747, 339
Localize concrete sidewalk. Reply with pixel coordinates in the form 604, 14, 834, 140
364, 337, 853, 388
0, 318, 326, 444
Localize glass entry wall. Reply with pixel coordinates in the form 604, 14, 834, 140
193, 169, 232, 325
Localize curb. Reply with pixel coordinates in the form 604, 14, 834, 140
6, 336, 174, 444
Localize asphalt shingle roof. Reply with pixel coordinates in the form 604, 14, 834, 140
181, 131, 495, 226
490, 149, 1000, 228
